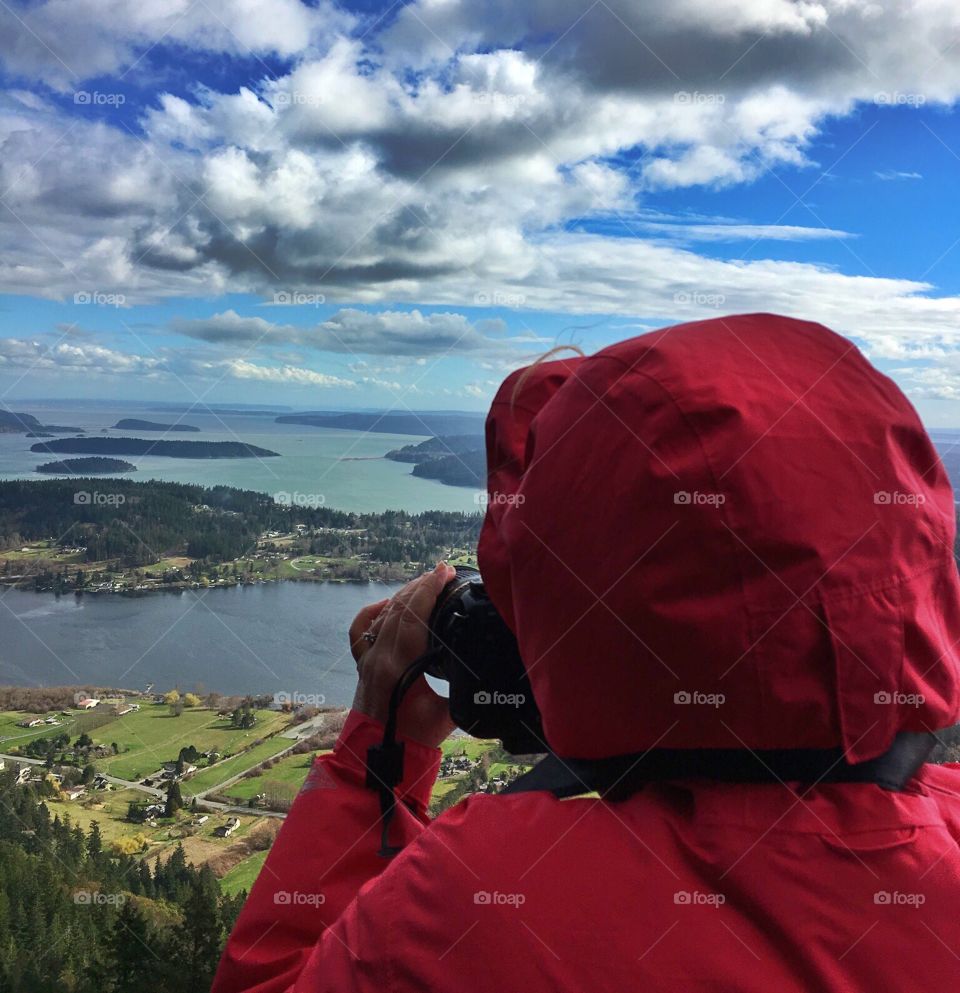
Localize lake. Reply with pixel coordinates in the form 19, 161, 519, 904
0, 581, 398, 703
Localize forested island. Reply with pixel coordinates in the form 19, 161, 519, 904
0, 410, 84, 434
277, 411, 485, 435
30, 437, 279, 459
385, 434, 484, 463
36, 457, 136, 474
113, 418, 200, 432
385, 434, 486, 487
412, 449, 485, 487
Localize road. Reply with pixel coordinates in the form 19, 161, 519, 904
1, 751, 287, 819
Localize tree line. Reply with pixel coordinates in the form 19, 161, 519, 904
0, 479, 481, 570
0, 769, 244, 992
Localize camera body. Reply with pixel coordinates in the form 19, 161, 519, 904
427, 567, 546, 754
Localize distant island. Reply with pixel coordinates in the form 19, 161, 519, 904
113, 418, 200, 432
385, 435, 485, 487
0, 410, 84, 434
30, 437, 280, 459
385, 434, 485, 464
412, 449, 485, 487
277, 411, 485, 436
36, 457, 136, 474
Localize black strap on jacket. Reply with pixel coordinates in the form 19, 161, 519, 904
502, 731, 938, 800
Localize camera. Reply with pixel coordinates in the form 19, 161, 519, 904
426, 566, 546, 754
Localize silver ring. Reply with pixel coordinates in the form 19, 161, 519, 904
362, 629, 377, 644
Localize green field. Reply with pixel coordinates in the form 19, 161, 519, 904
0, 710, 78, 747
218, 750, 317, 802
184, 736, 295, 796
440, 736, 498, 760
91, 705, 289, 781
219, 850, 269, 897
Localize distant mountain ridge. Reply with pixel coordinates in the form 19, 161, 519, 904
277, 411, 485, 436
113, 419, 200, 432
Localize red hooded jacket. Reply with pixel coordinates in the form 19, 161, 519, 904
213, 314, 960, 992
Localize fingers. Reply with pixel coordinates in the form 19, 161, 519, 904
368, 562, 455, 675
348, 598, 389, 662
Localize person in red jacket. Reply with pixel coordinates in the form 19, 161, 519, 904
213, 313, 960, 992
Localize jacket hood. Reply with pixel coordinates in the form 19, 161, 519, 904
477, 314, 960, 762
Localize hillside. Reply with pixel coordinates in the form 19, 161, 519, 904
411, 449, 486, 487
385, 434, 485, 464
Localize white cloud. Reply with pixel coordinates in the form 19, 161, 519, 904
0, 0, 958, 364
170, 308, 526, 358
874, 170, 923, 181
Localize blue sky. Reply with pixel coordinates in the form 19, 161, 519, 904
1, 1, 959, 421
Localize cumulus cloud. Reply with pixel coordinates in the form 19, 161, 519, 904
0, 0, 959, 361
0, 336, 353, 388
0, 0, 350, 88
170, 308, 521, 358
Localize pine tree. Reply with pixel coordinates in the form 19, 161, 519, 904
106, 902, 154, 993
165, 780, 184, 818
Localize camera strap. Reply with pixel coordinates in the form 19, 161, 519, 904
365, 647, 444, 858
502, 731, 937, 800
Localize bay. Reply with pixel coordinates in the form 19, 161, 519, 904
0, 581, 396, 702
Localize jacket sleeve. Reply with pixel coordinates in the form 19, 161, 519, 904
211, 709, 442, 993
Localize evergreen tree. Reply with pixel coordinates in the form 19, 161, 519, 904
164, 781, 184, 818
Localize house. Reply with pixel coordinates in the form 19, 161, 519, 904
16, 718, 43, 728
0, 759, 4, 771
162, 761, 197, 778
44, 717, 60, 725
15, 766, 32, 785
93, 775, 109, 790
63, 786, 85, 801
144, 803, 165, 819
76, 698, 100, 710
194, 814, 209, 826
215, 817, 241, 838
